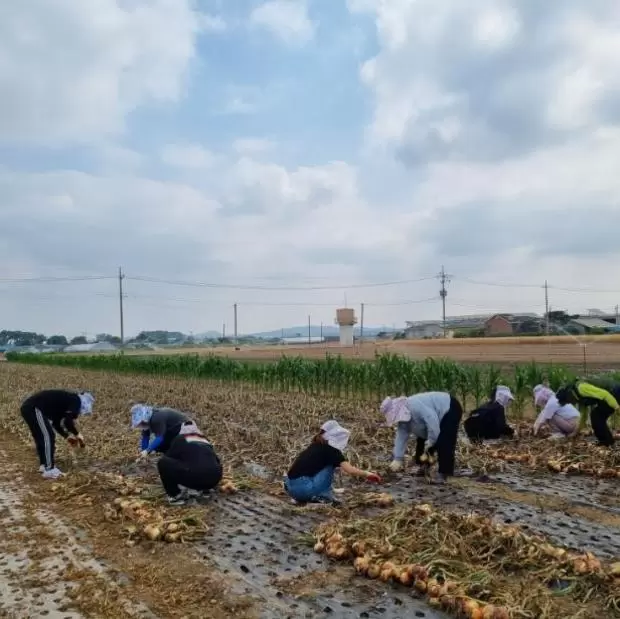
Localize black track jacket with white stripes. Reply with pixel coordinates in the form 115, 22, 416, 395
21, 390, 82, 438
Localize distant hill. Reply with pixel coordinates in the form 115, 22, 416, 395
244, 325, 397, 339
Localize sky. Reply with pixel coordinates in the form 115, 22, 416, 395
2, 0, 620, 338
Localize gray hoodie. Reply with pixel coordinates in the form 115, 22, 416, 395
405, 392, 451, 446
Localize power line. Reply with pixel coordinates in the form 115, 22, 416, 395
0, 275, 114, 283
125, 274, 437, 291
454, 276, 620, 294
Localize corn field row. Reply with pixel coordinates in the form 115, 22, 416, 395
7, 351, 609, 415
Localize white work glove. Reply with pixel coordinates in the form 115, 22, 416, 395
136, 450, 149, 463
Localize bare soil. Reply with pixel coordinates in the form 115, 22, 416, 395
127, 335, 620, 368
2, 363, 620, 618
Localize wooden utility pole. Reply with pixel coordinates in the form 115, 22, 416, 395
544, 280, 550, 335
360, 302, 365, 347
118, 267, 125, 347
438, 266, 450, 338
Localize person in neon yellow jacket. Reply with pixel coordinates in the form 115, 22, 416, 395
555, 380, 619, 446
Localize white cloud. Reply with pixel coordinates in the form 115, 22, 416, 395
98, 145, 144, 174
160, 144, 217, 169
232, 138, 275, 155
351, 0, 620, 163
198, 13, 227, 32
0, 0, 202, 145
250, 0, 315, 45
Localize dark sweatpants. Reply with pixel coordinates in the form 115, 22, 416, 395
21, 403, 55, 469
590, 403, 615, 446
157, 456, 223, 497
415, 396, 463, 476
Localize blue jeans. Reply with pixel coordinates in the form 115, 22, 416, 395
284, 466, 335, 502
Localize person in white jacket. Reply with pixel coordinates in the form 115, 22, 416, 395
380, 392, 463, 483
532, 384, 580, 438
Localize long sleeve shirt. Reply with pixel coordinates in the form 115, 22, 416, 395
534, 395, 580, 432
140, 407, 190, 452
405, 392, 451, 446
166, 434, 222, 472
22, 390, 81, 438
558, 382, 620, 410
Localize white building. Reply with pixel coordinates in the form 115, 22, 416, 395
404, 322, 444, 339
64, 341, 118, 353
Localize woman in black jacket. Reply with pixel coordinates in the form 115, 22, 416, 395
20, 389, 95, 479
157, 421, 223, 505
464, 385, 515, 443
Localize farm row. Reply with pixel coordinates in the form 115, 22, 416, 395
2, 362, 620, 618
153, 336, 620, 368
6, 351, 599, 415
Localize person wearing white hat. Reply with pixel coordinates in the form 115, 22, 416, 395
131, 404, 191, 462
532, 384, 580, 439
463, 385, 516, 443
157, 421, 223, 505
381, 392, 463, 483
20, 389, 95, 479
284, 420, 382, 505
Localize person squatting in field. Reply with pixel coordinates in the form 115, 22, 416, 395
532, 384, 580, 439
555, 379, 620, 447
284, 420, 382, 506
20, 389, 95, 479
131, 404, 190, 461
381, 392, 463, 483
463, 386, 516, 443
157, 421, 223, 505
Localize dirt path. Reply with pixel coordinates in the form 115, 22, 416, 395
0, 448, 158, 619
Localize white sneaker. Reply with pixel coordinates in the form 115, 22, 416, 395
389, 460, 404, 472
179, 485, 202, 498
39, 465, 45, 473
42, 467, 64, 479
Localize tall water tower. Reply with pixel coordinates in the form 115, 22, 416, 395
335, 308, 357, 347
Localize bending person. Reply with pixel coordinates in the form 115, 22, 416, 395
157, 421, 223, 505
464, 386, 515, 442
381, 392, 463, 483
533, 384, 580, 438
20, 389, 95, 479
131, 404, 190, 461
556, 380, 619, 447
284, 420, 381, 506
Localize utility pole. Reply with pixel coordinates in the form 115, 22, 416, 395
222, 323, 226, 339
308, 315, 311, 345
233, 303, 238, 343
360, 302, 365, 347
118, 267, 125, 347
544, 280, 550, 335
615, 304, 619, 326
438, 266, 450, 338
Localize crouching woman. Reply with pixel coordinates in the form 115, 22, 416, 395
131, 403, 190, 461
284, 420, 381, 506
533, 385, 580, 438
157, 421, 223, 505
463, 386, 516, 443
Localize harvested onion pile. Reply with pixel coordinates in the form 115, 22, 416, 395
460, 436, 620, 480
103, 497, 208, 544
314, 504, 620, 618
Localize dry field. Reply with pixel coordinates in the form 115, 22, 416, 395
128, 335, 620, 368
2, 362, 620, 618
